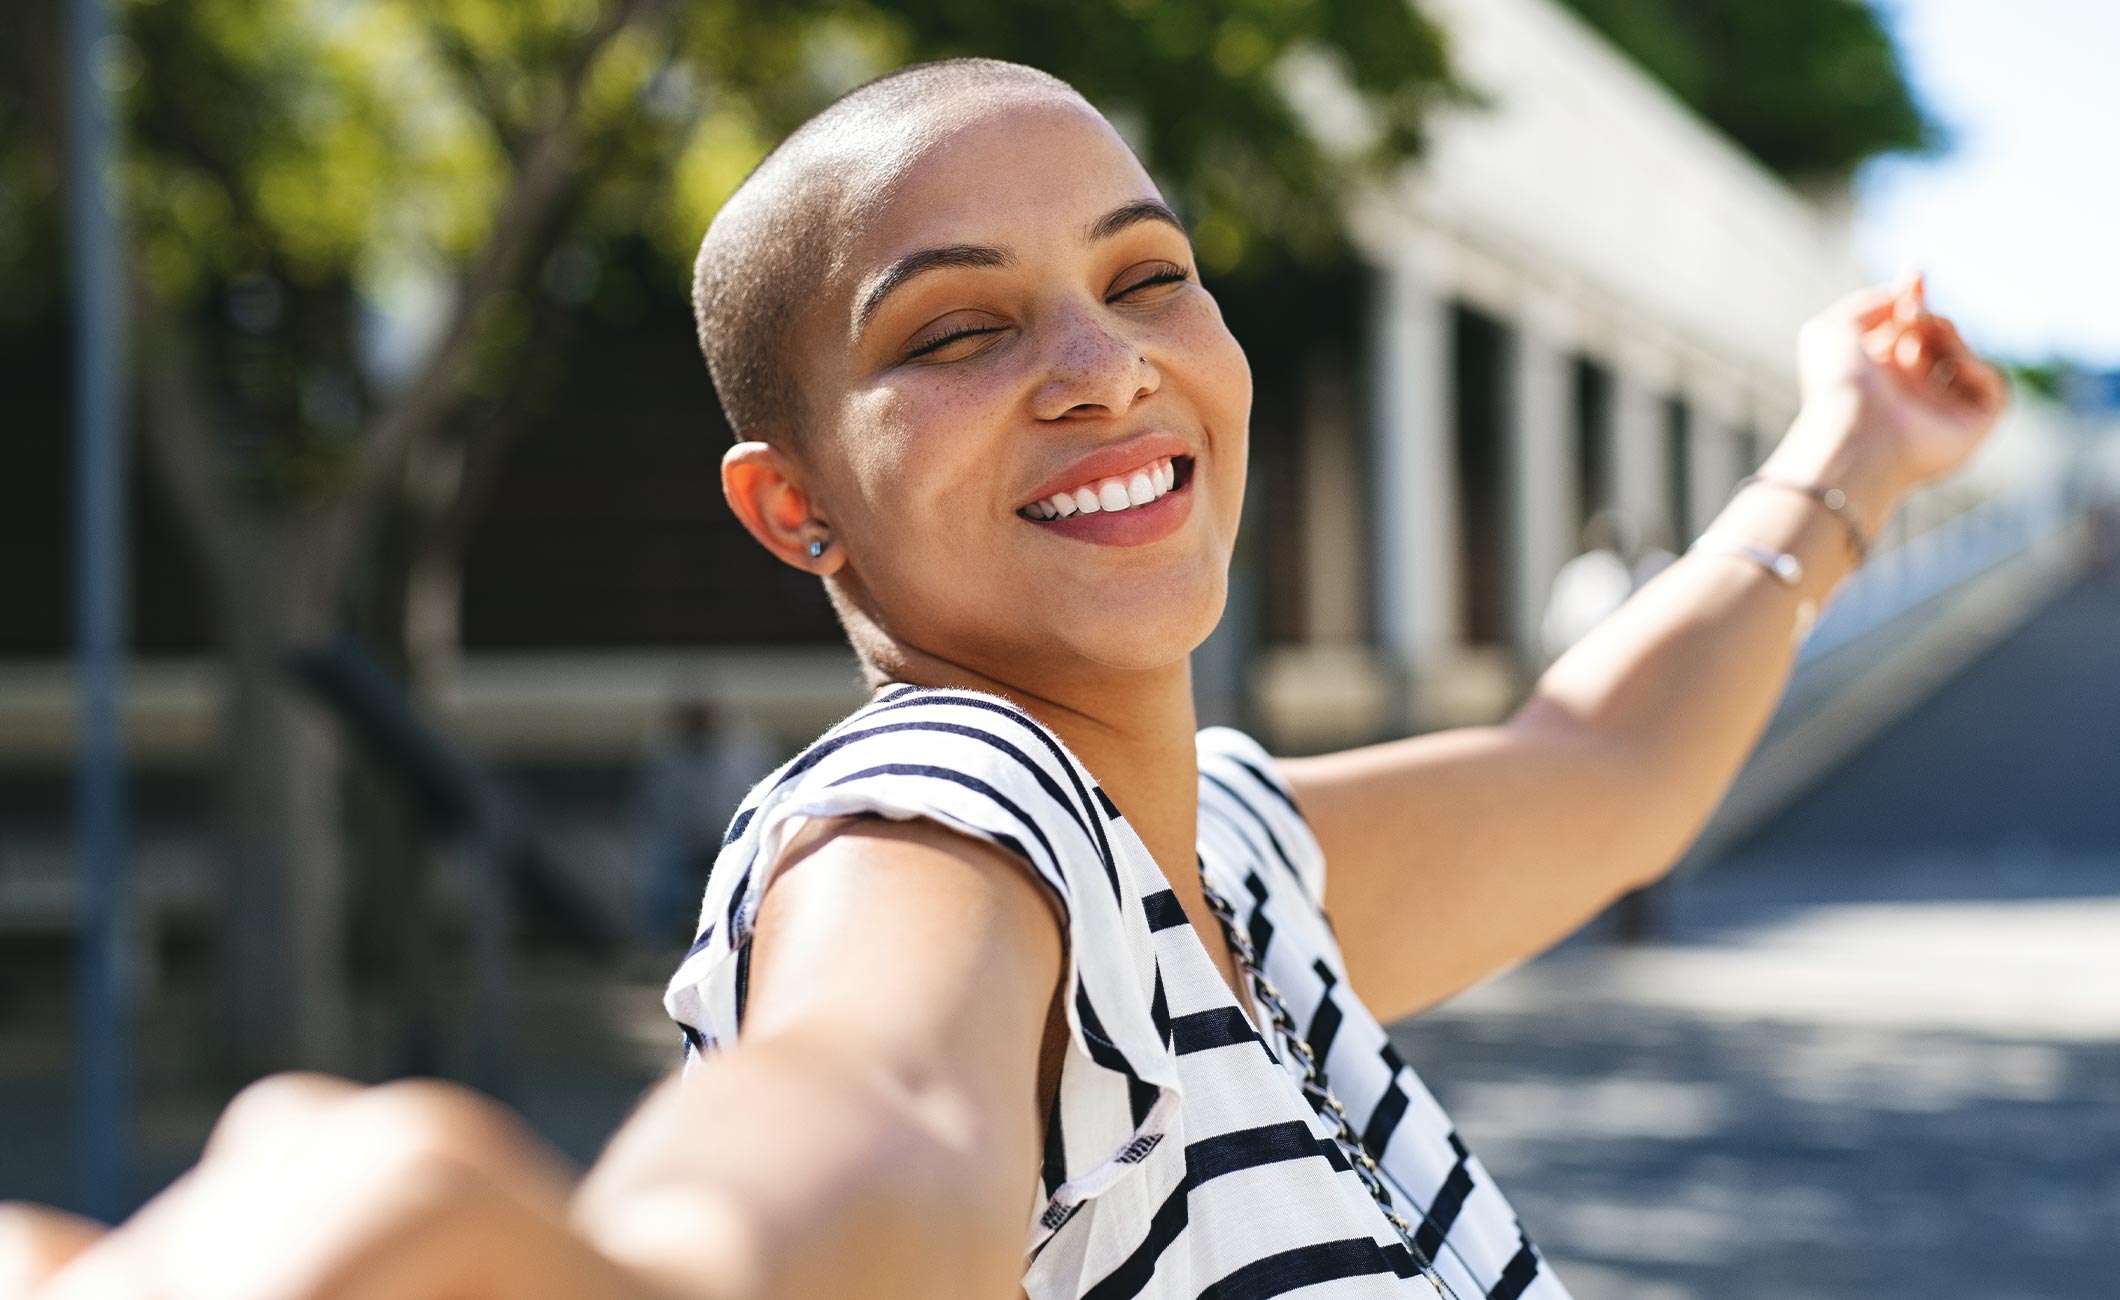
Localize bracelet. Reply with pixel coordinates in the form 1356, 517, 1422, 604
1731, 473, 1871, 565
1689, 532, 1824, 645
1687, 532, 1804, 587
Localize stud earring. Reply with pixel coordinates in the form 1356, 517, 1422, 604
808, 537, 826, 559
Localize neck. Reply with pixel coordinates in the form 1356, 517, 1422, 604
859, 636, 1203, 891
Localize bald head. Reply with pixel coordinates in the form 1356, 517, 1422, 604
691, 58, 1089, 448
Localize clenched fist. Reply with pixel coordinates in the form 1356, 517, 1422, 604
1794, 270, 2011, 494
0, 1074, 684, 1300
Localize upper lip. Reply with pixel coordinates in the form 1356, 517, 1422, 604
1018, 431, 1193, 510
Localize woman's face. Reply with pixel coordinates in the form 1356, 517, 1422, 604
791, 94, 1252, 682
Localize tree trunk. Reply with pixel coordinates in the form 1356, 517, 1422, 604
214, 518, 352, 1078
348, 489, 463, 1077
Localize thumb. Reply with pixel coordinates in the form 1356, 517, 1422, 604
1893, 269, 1926, 323
0, 1203, 106, 1297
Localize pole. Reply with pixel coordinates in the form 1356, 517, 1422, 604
67, 0, 132, 1220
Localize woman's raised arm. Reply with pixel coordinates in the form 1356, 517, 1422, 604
1279, 274, 2009, 1027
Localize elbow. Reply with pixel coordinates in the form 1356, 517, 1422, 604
1500, 708, 1703, 895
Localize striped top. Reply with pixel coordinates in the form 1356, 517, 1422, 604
665, 684, 1572, 1300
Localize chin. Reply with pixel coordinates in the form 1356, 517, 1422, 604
1063, 574, 1229, 673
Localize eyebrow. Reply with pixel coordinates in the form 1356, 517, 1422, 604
854, 198, 1190, 333
1084, 199, 1187, 244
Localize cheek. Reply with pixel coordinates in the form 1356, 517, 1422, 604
1156, 300, 1252, 519
1157, 295, 1251, 417
838, 377, 993, 505
833, 383, 1013, 585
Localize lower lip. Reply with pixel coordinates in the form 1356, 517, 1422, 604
1026, 476, 1194, 547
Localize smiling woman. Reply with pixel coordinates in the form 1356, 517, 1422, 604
703, 63, 1253, 694
1, 51, 2010, 1300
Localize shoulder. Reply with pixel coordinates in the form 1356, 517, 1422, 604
668, 689, 1189, 1255
741, 685, 1106, 874
1204, 725, 1297, 805
1194, 725, 1328, 914
668, 686, 1099, 1047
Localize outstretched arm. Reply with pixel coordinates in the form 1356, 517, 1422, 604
1280, 275, 2009, 1027
0, 817, 1066, 1300
574, 815, 1067, 1299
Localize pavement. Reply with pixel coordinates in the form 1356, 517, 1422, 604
1388, 560, 2120, 1300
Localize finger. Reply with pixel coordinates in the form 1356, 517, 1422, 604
31, 1167, 225, 1300
1952, 352, 2010, 413
0, 1204, 105, 1297
275, 1176, 639, 1300
346, 1080, 579, 1210
1892, 269, 1932, 328
1864, 320, 1903, 364
206, 1073, 364, 1163
1893, 327, 1929, 372
1819, 280, 1906, 332
201, 1098, 594, 1300
1916, 316, 2009, 411
1896, 325, 1970, 402
36, 1083, 582, 1300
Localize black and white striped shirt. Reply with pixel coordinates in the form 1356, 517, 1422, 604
666, 685, 1571, 1300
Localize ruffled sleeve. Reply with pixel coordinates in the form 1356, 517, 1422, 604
1195, 724, 1330, 919
663, 685, 1185, 1257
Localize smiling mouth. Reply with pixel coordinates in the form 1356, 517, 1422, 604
1017, 456, 1193, 521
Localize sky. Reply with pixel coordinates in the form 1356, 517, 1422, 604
1853, 0, 2120, 369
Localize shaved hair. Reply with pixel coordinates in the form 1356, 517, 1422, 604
691, 58, 1087, 448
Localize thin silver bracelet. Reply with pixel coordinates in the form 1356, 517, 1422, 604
1688, 532, 1823, 644
1688, 532, 1804, 586
1731, 473, 1871, 565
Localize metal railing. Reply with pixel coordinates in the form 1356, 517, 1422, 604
1794, 473, 2080, 666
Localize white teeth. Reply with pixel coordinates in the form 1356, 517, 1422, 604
1025, 457, 1186, 521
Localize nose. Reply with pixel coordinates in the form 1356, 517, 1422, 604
1027, 303, 1158, 421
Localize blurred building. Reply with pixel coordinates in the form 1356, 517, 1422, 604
0, 0, 2097, 785
1263, 0, 1870, 738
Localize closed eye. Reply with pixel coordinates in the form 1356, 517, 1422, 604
904, 322, 1003, 360
1115, 266, 1191, 296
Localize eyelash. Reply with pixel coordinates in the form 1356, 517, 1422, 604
903, 264, 1193, 360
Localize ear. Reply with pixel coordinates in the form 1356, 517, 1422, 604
723, 440, 844, 575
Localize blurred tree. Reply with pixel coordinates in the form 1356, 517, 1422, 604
1549, 0, 1944, 181
4, 0, 1460, 1074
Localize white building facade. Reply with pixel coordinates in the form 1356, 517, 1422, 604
1263, 0, 1924, 741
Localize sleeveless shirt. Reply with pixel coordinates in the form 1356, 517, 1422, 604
664, 684, 1573, 1300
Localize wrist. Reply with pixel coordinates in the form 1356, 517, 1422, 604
1761, 401, 1911, 541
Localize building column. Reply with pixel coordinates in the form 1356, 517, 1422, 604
1301, 351, 1366, 645
1686, 402, 1745, 538
1505, 317, 1576, 664
1369, 262, 1458, 685
1610, 366, 1673, 551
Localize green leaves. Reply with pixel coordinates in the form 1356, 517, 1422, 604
1550, 0, 1943, 181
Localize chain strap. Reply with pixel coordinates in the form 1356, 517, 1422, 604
1198, 867, 1465, 1300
